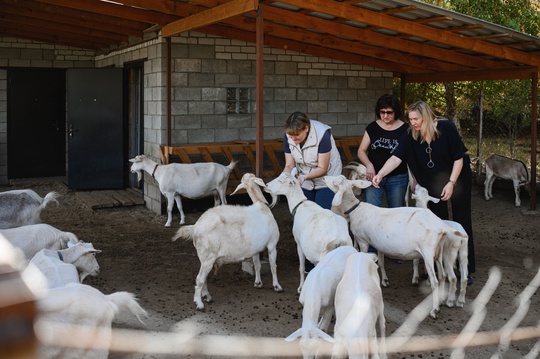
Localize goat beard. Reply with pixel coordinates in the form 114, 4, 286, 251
136, 171, 142, 182
269, 192, 279, 208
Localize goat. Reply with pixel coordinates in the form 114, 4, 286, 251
28, 242, 101, 289
172, 173, 282, 310
411, 184, 469, 307
265, 172, 353, 293
285, 245, 358, 359
129, 155, 237, 227
323, 175, 467, 319
332, 252, 386, 359
1, 223, 82, 259
0, 189, 60, 229
35, 282, 147, 359
484, 154, 530, 207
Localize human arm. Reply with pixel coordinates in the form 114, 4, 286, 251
372, 155, 402, 188
357, 132, 376, 181
283, 153, 296, 174
440, 157, 463, 201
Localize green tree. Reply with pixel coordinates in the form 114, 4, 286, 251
399, 0, 540, 160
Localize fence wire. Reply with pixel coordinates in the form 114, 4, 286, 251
32, 266, 540, 358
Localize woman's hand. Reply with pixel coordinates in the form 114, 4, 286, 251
365, 164, 376, 181
372, 174, 382, 188
298, 175, 306, 185
440, 182, 454, 201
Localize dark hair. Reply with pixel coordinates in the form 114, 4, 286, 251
284, 111, 311, 135
375, 94, 402, 120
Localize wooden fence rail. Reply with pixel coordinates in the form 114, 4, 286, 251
160, 136, 363, 193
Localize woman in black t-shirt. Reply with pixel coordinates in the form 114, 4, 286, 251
358, 94, 408, 208
372, 101, 475, 280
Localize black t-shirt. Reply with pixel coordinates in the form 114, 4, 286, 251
393, 118, 467, 195
366, 121, 408, 176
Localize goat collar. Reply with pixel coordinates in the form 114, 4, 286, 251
57, 251, 64, 262
291, 199, 307, 220
344, 201, 360, 215
151, 164, 159, 178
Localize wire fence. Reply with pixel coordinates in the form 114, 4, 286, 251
30, 266, 540, 358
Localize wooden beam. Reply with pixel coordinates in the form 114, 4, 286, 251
36, 0, 178, 25
1, 0, 145, 35
256, 4, 264, 178
161, 0, 258, 38
262, 6, 511, 71
278, 0, 540, 67
405, 66, 539, 83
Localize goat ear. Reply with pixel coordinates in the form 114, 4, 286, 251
285, 328, 303, 342
89, 249, 102, 254
254, 177, 266, 188
332, 188, 344, 207
429, 195, 440, 204
352, 180, 372, 189
231, 183, 245, 196
315, 328, 336, 343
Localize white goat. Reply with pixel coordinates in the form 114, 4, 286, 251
35, 282, 147, 359
129, 155, 237, 227
285, 246, 358, 359
172, 173, 282, 310
28, 242, 101, 289
332, 252, 386, 359
324, 175, 467, 319
484, 154, 530, 207
1, 223, 82, 259
265, 172, 353, 293
0, 189, 60, 229
411, 184, 469, 307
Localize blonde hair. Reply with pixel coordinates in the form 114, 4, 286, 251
408, 101, 440, 143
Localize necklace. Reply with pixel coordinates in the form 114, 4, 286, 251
426, 143, 434, 168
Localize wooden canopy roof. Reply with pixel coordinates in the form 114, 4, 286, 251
2, 0, 540, 81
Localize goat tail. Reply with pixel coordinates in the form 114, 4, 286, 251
227, 159, 239, 171
106, 291, 148, 324
42, 191, 61, 208
172, 225, 195, 242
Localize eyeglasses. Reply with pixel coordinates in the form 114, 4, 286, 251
379, 110, 394, 116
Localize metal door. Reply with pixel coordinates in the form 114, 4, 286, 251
7, 68, 66, 179
67, 68, 124, 189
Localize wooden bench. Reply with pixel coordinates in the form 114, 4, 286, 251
160, 136, 363, 193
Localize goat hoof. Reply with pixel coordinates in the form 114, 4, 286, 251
445, 301, 454, 308
254, 282, 263, 288
429, 309, 439, 319
274, 285, 283, 292
165, 223, 172, 227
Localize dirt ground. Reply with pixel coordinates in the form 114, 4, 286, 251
4, 177, 540, 359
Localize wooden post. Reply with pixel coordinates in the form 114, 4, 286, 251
530, 71, 538, 210
255, 4, 264, 177
477, 90, 484, 179
166, 37, 172, 148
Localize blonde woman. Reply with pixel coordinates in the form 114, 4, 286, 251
372, 101, 475, 283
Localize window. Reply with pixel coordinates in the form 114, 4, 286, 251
226, 86, 253, 114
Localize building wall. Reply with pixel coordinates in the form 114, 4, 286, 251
0, 37, 96, 185
1, 32, 393, 215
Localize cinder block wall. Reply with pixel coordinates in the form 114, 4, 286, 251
1, 32, 393, 216
0, 37, 95, 185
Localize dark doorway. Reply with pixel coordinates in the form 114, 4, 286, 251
125, 63, 144, 188
7, 68, 66, 179
67, 68, 124, 189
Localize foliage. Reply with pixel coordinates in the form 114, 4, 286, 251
425, 0, 540, 36
395, 0, 540, 161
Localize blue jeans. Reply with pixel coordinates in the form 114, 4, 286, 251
364, 172, 408, 208
302, 187, 336, 210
